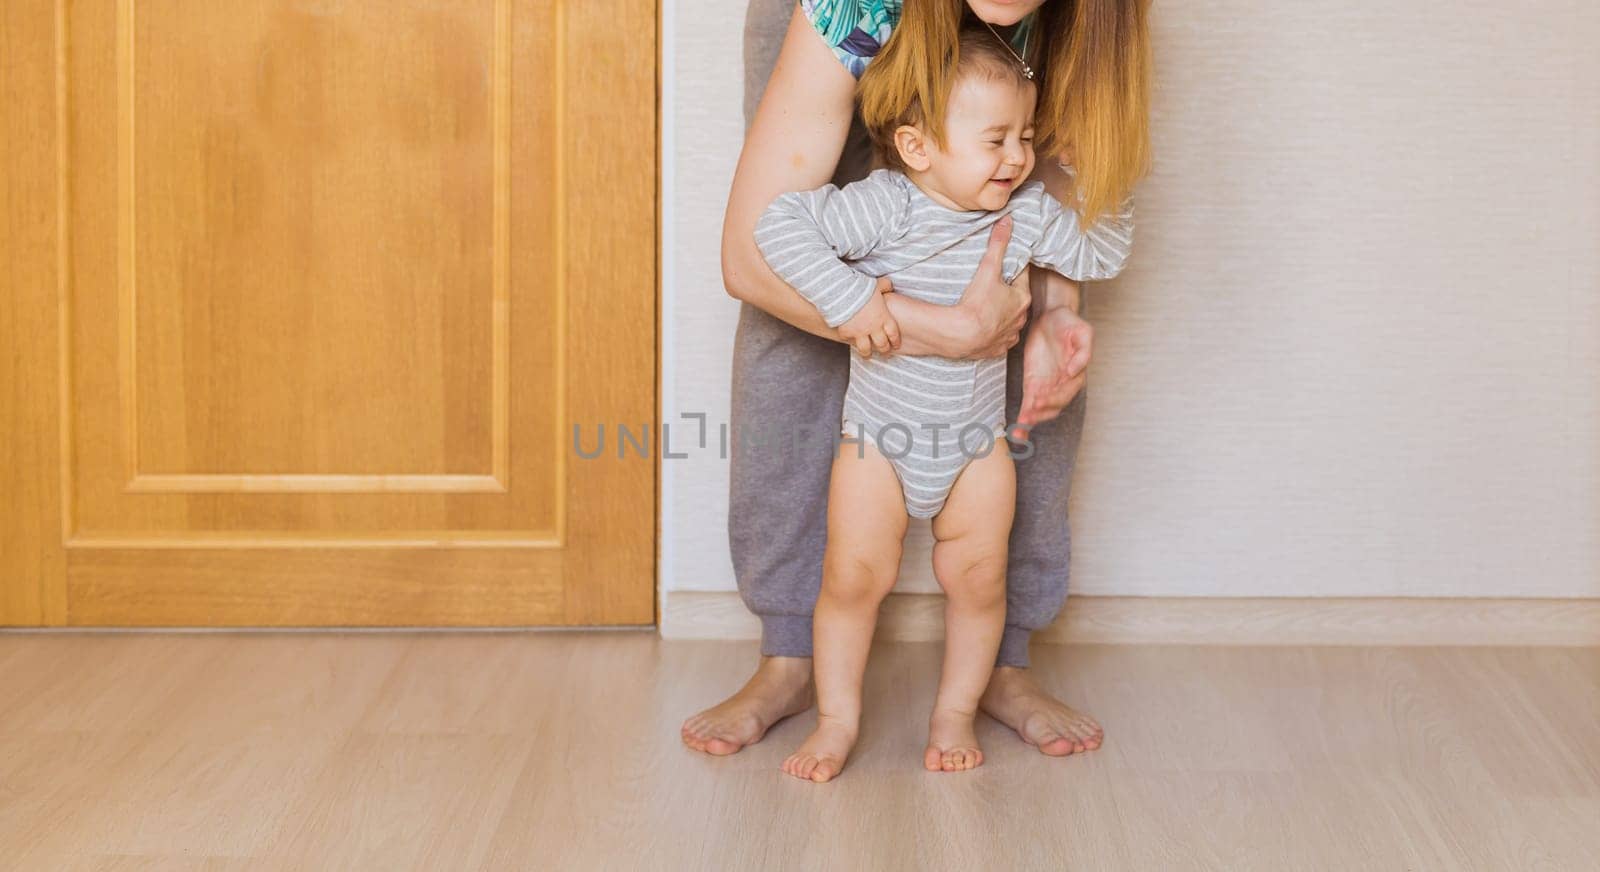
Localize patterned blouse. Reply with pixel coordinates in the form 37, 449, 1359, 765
801, 0, 1038, 79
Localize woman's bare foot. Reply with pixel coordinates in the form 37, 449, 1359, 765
780, 714, 858, 783
681, 655, 814, 756
923, 708, 984, 772
979, 666, 1104, 756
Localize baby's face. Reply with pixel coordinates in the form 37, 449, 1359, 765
924, 74, 1038, 211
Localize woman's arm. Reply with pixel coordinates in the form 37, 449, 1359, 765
721, 5, 1029, 360
719, 7, 860, 340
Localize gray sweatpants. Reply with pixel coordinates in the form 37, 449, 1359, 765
729, 0, 1089, 668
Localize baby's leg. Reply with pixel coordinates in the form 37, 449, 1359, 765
781, 429, 909, 783
926, 435, 1016, 772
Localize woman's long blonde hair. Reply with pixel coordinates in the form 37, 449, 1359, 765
858, 0, 1152, 225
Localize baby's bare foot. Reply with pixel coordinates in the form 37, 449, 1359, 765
924, 708, 984, 772
682, 656, 814, 756
781, 715, 858, 783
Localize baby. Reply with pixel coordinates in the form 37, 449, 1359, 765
754, 24, 1134, 782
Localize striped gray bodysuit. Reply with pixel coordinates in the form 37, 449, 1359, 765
755, 167, 1134, 519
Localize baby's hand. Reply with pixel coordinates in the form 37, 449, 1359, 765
838, 279, 901, 358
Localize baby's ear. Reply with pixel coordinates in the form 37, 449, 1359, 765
893, 125, 932, 172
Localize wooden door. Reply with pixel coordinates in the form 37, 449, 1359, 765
0, 1, 656, 626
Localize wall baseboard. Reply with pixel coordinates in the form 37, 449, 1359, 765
660, 591, 1600, 646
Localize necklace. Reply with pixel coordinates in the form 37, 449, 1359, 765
982, 19, 1034, 80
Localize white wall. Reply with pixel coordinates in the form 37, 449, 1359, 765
661, 0, 1600, 605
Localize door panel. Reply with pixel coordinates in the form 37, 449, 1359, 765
1, 0, 656, 626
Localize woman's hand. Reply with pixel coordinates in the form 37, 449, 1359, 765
1010, 303, 1094, 441
876, 217, 1029, 359
955, 216, 1031, 360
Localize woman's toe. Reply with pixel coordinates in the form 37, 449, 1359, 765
1043, 739, 1075, 756
1064, 720, 1102, 751
1033, 728, 1073, 756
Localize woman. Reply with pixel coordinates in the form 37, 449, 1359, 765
682, 0, 1151, 758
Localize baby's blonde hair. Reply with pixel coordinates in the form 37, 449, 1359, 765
860, 24, 1032, 173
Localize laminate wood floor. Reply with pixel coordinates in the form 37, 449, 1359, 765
0, 633, 1595, 870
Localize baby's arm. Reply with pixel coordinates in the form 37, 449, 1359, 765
753, 171, 903, 328
1029, 176, 1136, 281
